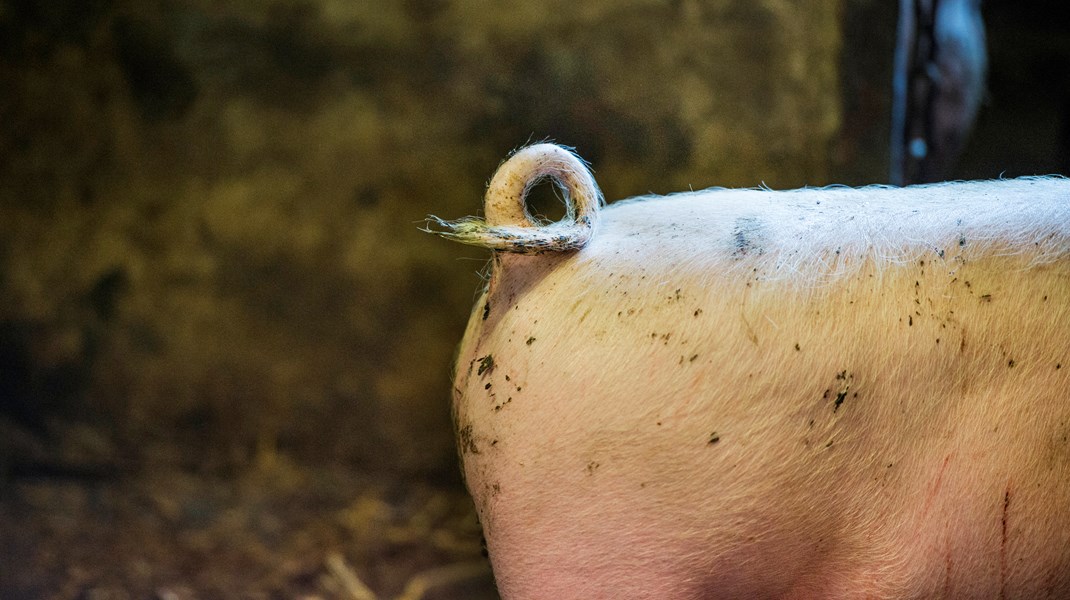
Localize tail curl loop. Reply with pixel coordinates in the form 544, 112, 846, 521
426, 143, 603, 254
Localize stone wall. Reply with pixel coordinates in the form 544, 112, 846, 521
0, 0, 845, 475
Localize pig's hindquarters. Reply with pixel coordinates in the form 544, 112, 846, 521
454, 247, 1070, 599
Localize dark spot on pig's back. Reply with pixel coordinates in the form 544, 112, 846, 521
731, 216, 764, 257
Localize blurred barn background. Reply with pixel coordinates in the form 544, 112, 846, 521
1, 0, 1067, 597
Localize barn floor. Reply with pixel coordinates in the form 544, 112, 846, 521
0, 457, 498, 600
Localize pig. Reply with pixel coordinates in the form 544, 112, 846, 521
430, 143, 1070, 599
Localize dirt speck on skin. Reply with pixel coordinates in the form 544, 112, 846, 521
477, 355, 495, 377
830, 371, 853, 412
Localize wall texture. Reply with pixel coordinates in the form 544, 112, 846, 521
0, 0, 846, 476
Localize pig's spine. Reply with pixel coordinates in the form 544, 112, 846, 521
428, 143, 603, 254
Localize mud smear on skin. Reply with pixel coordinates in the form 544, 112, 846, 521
458, 424, 479, 455
477, 355, 495, 377
1000, 483, 1012, 600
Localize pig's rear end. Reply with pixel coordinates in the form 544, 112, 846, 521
437, 145, 1070, 599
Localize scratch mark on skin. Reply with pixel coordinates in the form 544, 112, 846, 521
944, 534, 953, 598
921, 454, 953, 522
741, 314, 758, 346
739, 287, 759, 346
1000, 483, 1011, 600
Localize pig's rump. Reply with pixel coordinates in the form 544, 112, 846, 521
450, 177, 1070, 599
